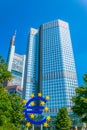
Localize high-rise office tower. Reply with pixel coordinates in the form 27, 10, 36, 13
23, 19, 78, 116
7, 32, 26, 90
22, 28, 39, 100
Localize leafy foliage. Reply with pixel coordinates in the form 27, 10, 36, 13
72, 74, 87, 124
55, 108, 72, 130
0, 56, 24, 129
0, 55, 13, 84
0, 122, 18, 130
9, 93, 24, 127
0, 84, 24, 129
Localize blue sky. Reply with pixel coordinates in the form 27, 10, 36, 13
0, 0, 87, 85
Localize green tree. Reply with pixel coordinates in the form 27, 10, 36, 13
0, 84, 19, 130
72, 74, 87, 126
55, 108, 72, 130
0, 122, 18, 130
9, 93, 24, 127
0, 84, 11, 126
0, 84, 24, 129
0, 55, 13, 84
0, 56, 24, 129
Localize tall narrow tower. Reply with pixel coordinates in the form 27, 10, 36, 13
22, 28, 39, 100
7, 32, 16, 71
7, 32, 26, 90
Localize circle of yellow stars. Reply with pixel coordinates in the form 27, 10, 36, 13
23, 93, 51, 127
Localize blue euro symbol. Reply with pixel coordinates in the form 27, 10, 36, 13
23, 96, 47, 125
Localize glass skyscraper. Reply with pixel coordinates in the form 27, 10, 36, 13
23, 19, 78, 116
22, 28, 39, 100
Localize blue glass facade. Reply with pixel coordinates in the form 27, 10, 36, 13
23, 28, 39, 100
23, 19, 78, 116
40, 20, 78, 116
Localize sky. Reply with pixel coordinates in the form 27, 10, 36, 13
0, 0, 87, 85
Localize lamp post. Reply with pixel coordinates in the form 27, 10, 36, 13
32, 124, 34, 130
41, 124, 43, 130
82, 123, 86, 130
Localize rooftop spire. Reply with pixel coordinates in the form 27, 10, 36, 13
10, 30, 17, 46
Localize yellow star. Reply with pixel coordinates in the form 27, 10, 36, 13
30, 93, 35, 98
30, 114, 35, 119
26, 122, 31, 127
30, 102, 35, 106
22, 99, 27, 104
44, 122, 48, 127
40, 101, 45, 106
46, 116, 51, 121
38, 93, 42, 97
44, 107, 49, 112
46, 96, 50, 100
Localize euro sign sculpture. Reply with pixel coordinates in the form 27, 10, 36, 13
23, 94, 50, 126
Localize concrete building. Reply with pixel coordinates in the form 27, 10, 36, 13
7, 32, 26, 90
